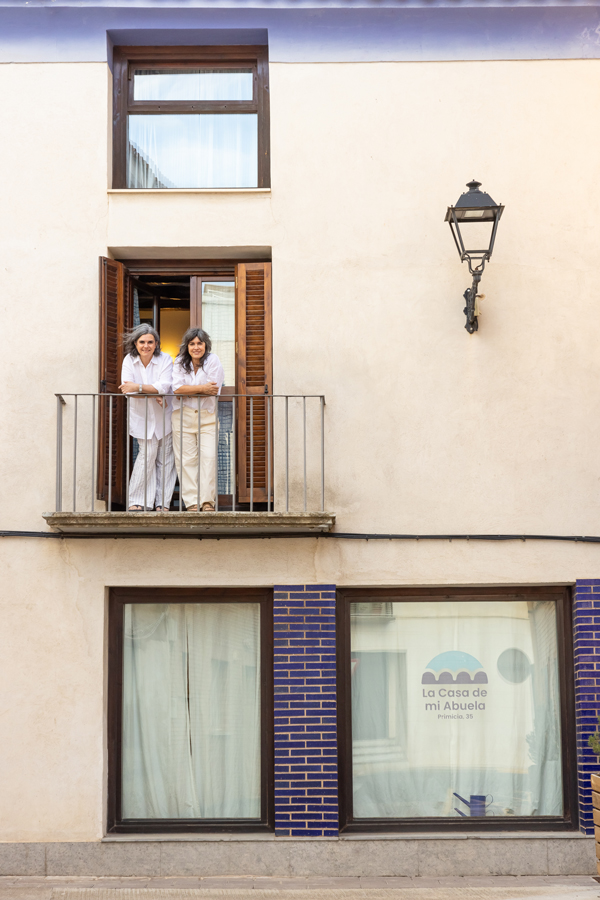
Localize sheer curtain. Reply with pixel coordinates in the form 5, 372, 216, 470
127, 115, 258, 189
201, 281, 235, 494
351, 600, 562, 819
133, 69, 253, 103
202, 282, 235, 386
527, 600, 562, 815
122, 602, 261, 819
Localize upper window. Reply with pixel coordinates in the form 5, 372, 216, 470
112, 47, 270, 189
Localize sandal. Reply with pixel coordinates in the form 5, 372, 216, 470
185, 505, 198, 512
128, 505, 144, 512
155, 506, 170, 512
201, 502, 215, 512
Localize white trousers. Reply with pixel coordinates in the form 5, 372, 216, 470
128, 433, 177, 510
172, 407, 217, 508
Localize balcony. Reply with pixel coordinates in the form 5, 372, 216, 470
43, 393, 335, 536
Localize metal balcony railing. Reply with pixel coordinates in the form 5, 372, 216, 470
53, 393, 326, 515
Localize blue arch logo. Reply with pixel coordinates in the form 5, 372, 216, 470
422, 650, 488, 685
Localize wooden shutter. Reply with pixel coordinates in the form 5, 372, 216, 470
97, 258, 132, 506
236, 262, 272, 504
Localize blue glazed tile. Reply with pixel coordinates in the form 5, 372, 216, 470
290, 717, 322, 725
290, 780, 324, 789
274, 584, 306, 591
306, 584, 337, 590
290, 829, 324, 837
305, 616, 336, 624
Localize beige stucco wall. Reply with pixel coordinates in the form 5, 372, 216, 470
2, 58, 600, 840
2, 59, 600, 534
0, 534, 598, 841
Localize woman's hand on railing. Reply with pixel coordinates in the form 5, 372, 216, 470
119, 382, 163, 404
174, 382, 219, 397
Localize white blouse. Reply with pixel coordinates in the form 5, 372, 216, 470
172, 353, 225, 415
121, 351, 173, 440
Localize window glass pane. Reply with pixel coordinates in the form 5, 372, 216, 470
350, 600, 562, 819
127, 114, 258, 189
122, 602, 261, 819
202, 282, 235, 387
133, 68, 253, 101
217, 402, 234, 496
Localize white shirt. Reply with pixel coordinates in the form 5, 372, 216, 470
172, 353, 225, 415
121, 351, 173, 440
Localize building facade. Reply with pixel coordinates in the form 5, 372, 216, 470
1, 0, 600, 877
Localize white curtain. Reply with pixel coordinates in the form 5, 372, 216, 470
127, 114, 258, 189
133, 69, 253, 102
202, 282, 235, 387
527, 600, 563, 815
350, 600, 562, 819
122, 602, 261, 819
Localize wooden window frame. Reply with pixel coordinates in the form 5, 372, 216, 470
112, 46, 271, 189
337, 585, 578, 833
107, 587, 274, 833
99, 258, 272, 509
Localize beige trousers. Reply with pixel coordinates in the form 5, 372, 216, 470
172, 407, 217, 509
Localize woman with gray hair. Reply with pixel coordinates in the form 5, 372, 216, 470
119, 324, 176, 511
172, 327, 224, 511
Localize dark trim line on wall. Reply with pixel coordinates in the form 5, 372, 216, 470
7, 531, 600, 542
107, 586, 274, 834
336, 585, 578, 834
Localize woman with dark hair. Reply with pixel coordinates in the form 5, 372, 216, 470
172, 327, 224, 512
119, 323, 176, 511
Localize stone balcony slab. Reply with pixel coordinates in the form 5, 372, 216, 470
42, 511, 335, 536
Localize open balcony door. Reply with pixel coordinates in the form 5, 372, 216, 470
97, 257, 133, 506
236, 262, 273, 505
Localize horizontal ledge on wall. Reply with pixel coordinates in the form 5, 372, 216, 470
109, 246, 272, 261
107, 188, 271, 194
100, 832, 590, 843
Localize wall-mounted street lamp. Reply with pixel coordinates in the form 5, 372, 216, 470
445, 181, 504, 334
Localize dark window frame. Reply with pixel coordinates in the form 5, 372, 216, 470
107, 587, 274, 833
337, 585, 577, 833
112, 46, 271, 189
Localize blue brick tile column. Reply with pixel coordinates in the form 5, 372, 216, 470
273, 584, 338, 836
574, 579, 600, 834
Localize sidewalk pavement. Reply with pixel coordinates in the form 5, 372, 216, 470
0, 876, 598, 900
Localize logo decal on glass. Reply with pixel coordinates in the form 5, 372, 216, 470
421, 650, 488, 685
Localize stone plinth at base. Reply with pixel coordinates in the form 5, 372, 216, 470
0, 835, 594, 878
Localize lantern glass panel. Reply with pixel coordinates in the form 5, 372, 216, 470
457, 220, 496, 255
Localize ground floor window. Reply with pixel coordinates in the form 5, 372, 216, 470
337, 587, 576, 832
108, 588, 273, 832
